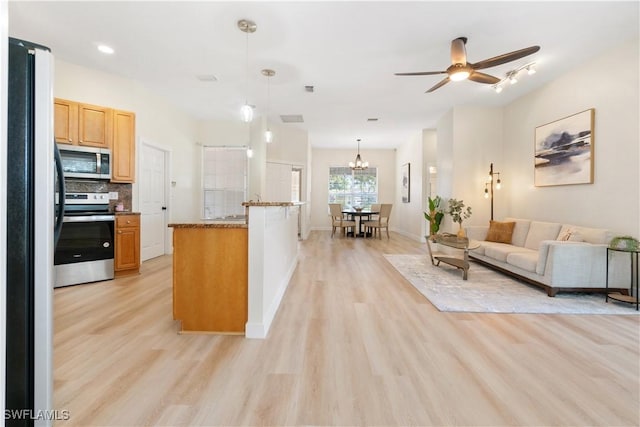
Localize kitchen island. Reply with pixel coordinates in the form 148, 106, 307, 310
168, 201, 299, 337
168, 221, 248, 334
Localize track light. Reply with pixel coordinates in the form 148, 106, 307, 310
493, 62, 537, 93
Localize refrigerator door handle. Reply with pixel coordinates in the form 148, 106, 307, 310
54, 142, 65, 246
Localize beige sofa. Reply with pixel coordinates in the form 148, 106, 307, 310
465, 218, 629, 296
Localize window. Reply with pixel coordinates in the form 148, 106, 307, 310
202, 147, 247, 219
328, 166, 378, 208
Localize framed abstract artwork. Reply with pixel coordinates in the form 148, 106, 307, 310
401, 163, 410, 203
534, 109, 595, 187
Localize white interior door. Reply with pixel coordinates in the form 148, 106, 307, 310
140, 141, 168, 261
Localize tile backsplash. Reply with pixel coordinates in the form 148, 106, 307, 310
64, 179, 133, 212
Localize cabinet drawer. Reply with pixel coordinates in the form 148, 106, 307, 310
116, 215, 140, 228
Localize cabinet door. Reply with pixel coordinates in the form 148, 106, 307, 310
112, 110, 136, 183
54, 99, 78, 144
78, 103, 112, 148
115, 228, 140, 271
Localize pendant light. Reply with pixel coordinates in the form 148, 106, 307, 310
349, 139, 369, 170
238, 19, 256, 123
262, 69, 275, 143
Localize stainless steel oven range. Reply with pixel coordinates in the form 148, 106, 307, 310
54, 192, 115, 287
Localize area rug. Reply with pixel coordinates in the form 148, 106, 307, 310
384, 254, 639, 315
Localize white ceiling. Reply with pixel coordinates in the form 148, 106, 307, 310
8, 1, 639, 149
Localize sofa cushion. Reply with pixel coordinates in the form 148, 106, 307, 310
485, 221, 516, 243
558, 224, 611, 244
485, 244, 530, 262
506, 250, 538, 273
524, 221, 563, 250
504, 218, 531, 247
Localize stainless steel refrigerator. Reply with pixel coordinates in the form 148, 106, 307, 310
6, 38, 64, 427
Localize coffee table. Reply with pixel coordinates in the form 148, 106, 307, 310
425, 234, 480, 280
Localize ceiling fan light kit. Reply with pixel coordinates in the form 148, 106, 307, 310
395, 36, 540, 93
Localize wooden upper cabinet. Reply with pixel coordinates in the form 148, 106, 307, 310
112, 110, 136, 183
54, 99, 111, 149
54, 98, 137, 183
78, 103, 112, 148
54, 99, 78, 144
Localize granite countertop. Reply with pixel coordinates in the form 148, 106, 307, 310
241, 201, 295, 207
168, 221, 248, 229
114, 211, 141, 215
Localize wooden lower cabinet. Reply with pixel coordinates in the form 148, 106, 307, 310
171, 226, 248, 334
115, 214, 140, 276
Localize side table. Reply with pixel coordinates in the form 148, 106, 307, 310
426, 234, 480, 280
605, 247, 639, 311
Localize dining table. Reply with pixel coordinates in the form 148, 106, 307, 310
342, 207, 379, 237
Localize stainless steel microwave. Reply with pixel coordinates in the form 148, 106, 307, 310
58, 144, 111, 180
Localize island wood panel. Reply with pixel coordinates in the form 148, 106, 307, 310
172, 227, 248, 333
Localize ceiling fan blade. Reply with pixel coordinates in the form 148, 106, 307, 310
468, 71, 500, 84
471, 46, 540, 70
395, 71, 447, 76
426, 77, 450, 93
451, 37, 467, 65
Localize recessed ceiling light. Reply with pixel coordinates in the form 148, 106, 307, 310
97, 44, 114, 54
197, 74, 218, 82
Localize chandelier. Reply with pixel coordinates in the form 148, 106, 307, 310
349, 139, 368, 170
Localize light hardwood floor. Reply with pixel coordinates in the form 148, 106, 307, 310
53, 231, 640, 426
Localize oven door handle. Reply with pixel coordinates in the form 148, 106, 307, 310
63, 215, 115, 223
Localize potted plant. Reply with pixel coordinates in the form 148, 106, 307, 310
424, 196, 445, 240
448, 198, 472, 238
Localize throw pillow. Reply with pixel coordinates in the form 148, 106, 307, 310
485, 221, 516, 244
557, 228, 583, 242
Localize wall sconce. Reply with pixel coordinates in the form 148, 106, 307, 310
484, 163, 503, 220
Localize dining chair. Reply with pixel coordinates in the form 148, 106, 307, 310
329, 203, 356, 238
363, 203, 392, 239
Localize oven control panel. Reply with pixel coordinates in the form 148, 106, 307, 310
58, 192, 110, 205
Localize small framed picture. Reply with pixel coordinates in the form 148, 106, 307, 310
401, 163, 410, 203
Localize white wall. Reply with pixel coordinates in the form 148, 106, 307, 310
310, 148, 396, 229
394, 131, 424, 241
53, 60, 199, 222
435, 106, 503, 231
503, 37, 639, 236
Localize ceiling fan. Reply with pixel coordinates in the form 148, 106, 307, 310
395, 37, 540, 93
